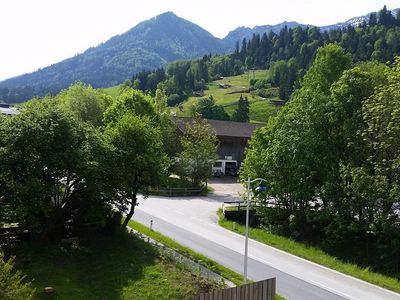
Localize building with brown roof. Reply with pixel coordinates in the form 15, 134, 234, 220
174, 117, 264, 163
0, 103, 18, 116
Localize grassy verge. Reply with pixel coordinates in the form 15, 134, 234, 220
218, 209, 400, 294
12, 230, 219, 300
128, 220, 243, 285
128, 220, 286, 300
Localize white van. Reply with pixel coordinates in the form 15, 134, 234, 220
212, 160, 238, 176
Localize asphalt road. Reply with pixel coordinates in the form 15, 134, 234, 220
132, 195, 400, 300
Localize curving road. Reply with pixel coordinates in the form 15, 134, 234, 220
132, 194, 400, 300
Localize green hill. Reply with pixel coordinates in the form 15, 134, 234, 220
173, 70, 281, 123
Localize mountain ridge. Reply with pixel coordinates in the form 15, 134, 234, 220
0, 11, 225, 96
1, 8, 399, 102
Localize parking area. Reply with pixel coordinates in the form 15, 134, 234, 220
207, 176, 244, 199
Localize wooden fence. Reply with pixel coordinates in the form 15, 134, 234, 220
153, 187, 203, 196
188, 278, 276, 300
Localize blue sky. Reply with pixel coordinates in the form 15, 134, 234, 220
0, 0, 398, 80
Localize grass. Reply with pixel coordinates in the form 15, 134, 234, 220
128, 220, 286, 300
127, 220, 243, 286
101, 70, 282, 123
101, 85, 123, 98
12, 230, 220, 300
217, 209, 400, 294
173, 70, 281, 123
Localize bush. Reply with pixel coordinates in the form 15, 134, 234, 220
253, 87, 279, 98
254, 79, 271, 90
249, 78, 258, 89
167, 94, 181, 106
0, 252, 34, 300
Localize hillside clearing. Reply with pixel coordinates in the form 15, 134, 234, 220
173, 70, 281, 123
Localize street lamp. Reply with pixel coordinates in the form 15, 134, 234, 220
244, 177, 267, 284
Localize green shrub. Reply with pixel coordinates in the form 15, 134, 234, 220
0, 252, 34, 300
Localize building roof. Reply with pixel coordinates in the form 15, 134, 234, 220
173, 117, 264, 138
0, 104, 18, 115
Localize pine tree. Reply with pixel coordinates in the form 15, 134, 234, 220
369, 12, 377, 26
232, 95, 250, 122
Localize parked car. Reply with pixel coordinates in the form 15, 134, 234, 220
212, 160, 238, 176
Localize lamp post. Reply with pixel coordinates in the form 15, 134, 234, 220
244, 176, 266, 284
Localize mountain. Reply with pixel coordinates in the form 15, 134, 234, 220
320, 8, 400, 31
223, 21, 305, 50
1, 7, 399, 103
0, 12, 225, 100
223, 8, 400, 47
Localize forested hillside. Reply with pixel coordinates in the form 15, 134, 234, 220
1, 7, 398, 104
129, 6, 400, 113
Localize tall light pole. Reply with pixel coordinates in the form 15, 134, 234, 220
244, 177, 266, 284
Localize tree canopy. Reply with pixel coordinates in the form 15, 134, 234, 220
241, 44, 400, 274
177, 118, 218, 187
105, 114, 168, 227
0, 83, 171, 237
0, 100, 111, 236
190, 96, 230, 121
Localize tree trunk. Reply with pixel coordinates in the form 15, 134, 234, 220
122, 195, 137, 227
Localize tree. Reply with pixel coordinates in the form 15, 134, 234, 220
58, 82, 112, 127
241, 44, 353, 237
177, 118, 218, 187
232, 95, 250, 122
369, 12, 377, 26
0, 100, 111, 237
241, 46, 400, 273
337, 58, 400, 271
104, 114, 168, 227
154, 87, 182, 158
0, 253, 34, 300
378, 5, 394, 26
190, 96, 230, 120
103, 88, 156, 124
153, 87, 168, 115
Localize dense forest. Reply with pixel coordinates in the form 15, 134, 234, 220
241, 43, 400, 277
130, 6, 400, 108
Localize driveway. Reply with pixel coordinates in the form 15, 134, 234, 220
208, 176, 244, 200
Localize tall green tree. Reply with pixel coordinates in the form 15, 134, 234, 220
58, 82, 112, 127
190, 96, 230, 121
241, 44, 353, 237
103, 88, 156, 124
232, 95, 250, 122
177, 118, 218, 187
241, 45, 400, 273
154, 87, 182, 158
354, 58, 400, 270
104, 114, 168, 227
0, 100, 110, 236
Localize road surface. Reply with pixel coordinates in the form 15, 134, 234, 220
132, 194, 400, 300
